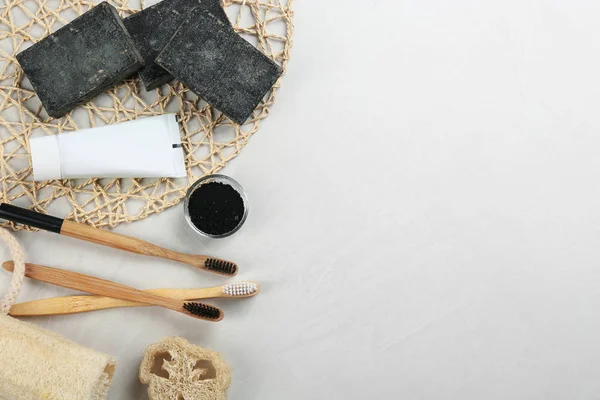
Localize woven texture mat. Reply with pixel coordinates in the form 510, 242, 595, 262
0, 0, 293, 229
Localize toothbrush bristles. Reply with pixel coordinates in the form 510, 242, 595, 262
204, 258, 238, 275
183, 302, 222, 320
222, 281, 258, 296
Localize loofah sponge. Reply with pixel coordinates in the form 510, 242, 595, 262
0, 314, 116, 400
140, 337, 231, 400
0, 227, 116, 400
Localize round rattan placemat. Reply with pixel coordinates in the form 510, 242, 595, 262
0, 0, 293, 229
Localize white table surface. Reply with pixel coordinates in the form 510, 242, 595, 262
3, 1, 600, 398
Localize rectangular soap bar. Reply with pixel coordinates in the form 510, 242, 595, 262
16, 2, 144, 119
124, 0, 232, 91
155, 7, 283, 125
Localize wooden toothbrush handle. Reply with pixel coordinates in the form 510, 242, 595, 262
9, 288, 221, 316
0, 205, 236, 276
10, 295, 149, 316
6, 262, 181, 310
60, 220, 205, 266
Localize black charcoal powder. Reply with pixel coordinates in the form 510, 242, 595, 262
187, 182, 245, 236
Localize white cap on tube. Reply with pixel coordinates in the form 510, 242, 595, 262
29, 135, 62, 181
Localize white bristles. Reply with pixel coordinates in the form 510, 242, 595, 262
222, 281, 258, 296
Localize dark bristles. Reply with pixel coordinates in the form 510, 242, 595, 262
183, 302, 222, 320
204, 258, 237, 275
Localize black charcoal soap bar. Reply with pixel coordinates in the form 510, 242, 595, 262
156, 7, 283, 125
16, 2, 144, 119
124, 0, 232, 91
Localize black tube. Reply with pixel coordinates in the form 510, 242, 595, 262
0, 203, 64, 233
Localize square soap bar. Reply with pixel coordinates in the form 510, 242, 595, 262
16, 2, 144, 118
124, 0, 232, 91
156, 7, 283, 125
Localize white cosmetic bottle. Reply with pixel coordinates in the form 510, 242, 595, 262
29, 114, 186, 181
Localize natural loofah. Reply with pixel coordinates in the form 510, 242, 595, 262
0, 314, 116, 400
0, 227, 116, 400
140, 337, 231, 400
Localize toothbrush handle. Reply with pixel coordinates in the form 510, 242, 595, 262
0, 203, 63, 232
3, 262, 182, 309
60, 220, 205, 264
0, 204, 237, 276
61, 221, 236, 275
0, 203, 172, 260
9, 287, 220, 316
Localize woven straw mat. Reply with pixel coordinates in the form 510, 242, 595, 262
0, 0, 293, 229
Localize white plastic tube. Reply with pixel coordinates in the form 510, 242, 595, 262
29, 114, 186, 181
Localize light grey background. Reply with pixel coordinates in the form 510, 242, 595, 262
3, 0, 600, 398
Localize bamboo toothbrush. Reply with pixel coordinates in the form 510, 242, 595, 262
8, 282, 260, 316
2, 262, 224, 322
0, 204, 237, 276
